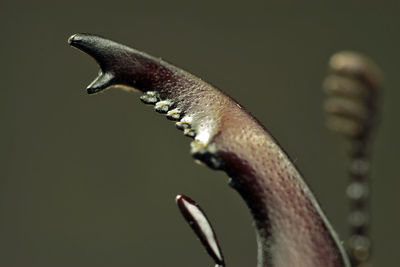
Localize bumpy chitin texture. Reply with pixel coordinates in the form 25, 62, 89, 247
69, 34, 350, 267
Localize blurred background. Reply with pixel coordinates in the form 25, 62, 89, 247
1, 1, 399, 266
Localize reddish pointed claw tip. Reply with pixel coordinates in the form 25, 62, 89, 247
176, 194, 225, 266
175, 194, 183, 202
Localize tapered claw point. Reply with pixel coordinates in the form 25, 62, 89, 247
86, 72, 115, 94
68, 33, 189, 96
68, 33, 141, 94
176, 195, 225, 267
68, 33, 80, 45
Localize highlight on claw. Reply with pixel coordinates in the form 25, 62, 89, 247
176, 195, 225, 267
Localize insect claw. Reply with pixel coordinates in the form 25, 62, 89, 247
85, 72, 115, 94
70, 34, 355, 267
175, 195, 225, 267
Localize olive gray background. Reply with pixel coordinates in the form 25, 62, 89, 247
1, 1, 399, 266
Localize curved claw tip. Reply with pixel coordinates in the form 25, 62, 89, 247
68, 34, 78, 45
86, 72, 115, 94
68, 33, 122, 94
68, 33, 92, 51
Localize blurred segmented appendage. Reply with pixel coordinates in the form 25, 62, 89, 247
323, 51, 382, 139
323, 51, 383, 267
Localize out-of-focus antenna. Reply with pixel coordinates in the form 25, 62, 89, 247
323, 51, 383, 267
